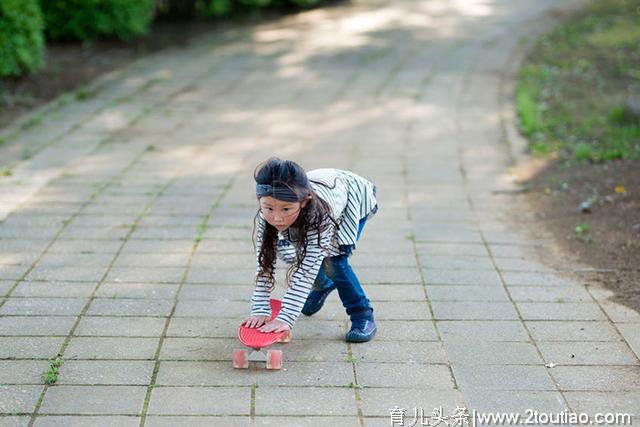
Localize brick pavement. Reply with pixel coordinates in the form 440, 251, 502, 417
0, 0, 638, 426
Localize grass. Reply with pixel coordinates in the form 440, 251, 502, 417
516, 0, 640, 162
43, 357, 64, 385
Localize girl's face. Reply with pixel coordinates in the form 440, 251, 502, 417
259, 196, 310, 232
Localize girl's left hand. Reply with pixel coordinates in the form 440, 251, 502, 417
258, 319, 291, 333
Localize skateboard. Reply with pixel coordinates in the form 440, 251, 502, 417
233, 299, 292, 370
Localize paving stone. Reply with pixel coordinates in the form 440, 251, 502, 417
255, 386, 357, 416
0, 337, 64, 359
359, 388, 466, 417
65, 337, 159, 360
415, 243, 489, 258
516, 302, 606, 321
120, 239, 195, 254
353, 238, 414, 255
254, 361, 354, 387
96, 283, 178, 299
463, 390, 568, 414
105, 267, 186, 284
366, 301, 430, 320
355, 268, 422, 284
0, 360, 50, 384
36, 254, 115, 267
357, 363, 454, 389
452, 365, 556, 391
56, 360, 154, 385
363, 284, 425, 301
25, 266, 107, 282
282, 319, 349, 341
423, 269, 502, 286
536, 341, 638, 366
87, 298, 173, 316
373, 320, 439, 341
38, 385, 147, 415
616, 323, 640, 359
0, 416, 29, 426
563, 391, 640, 416
194, 239, 254, 254
58, 226, 131, 240
444, 341, 541, 365
599, 301, 640, 323
47, 239, 123, 254
178, 284, 247, 301
146, 386, 250, 415
0, 227, 59, 240
144, 416, 261, 427
11, 281, 96, 298
276, 338, 349, 362
0, 265, 30, 280
431, 301, 519, 320
201, 227, 252, 240
160, 337, 236, 361
420, 255, 495, 271
0, 252, 40, 265
74, 317, 166, 337
508, 286, 592, 303
33, 416, 140, 426
437, 320, 529, 342
185, 268, 254, 284
493, 258, 556, 272
501, 272, 574, 287
129, 226, 198, 240
350, 254, 417, 268
189, 254, 257, 269
550, 366, 640, 391
166, 318, 240, 338
0, 385, 43, 413
0, 316, 76, 336
71, 214, 138, 227
173, 300, 246, 318
0, 297, 88, 316
113, 253, 193, 269
525, 321, 621, 342
351, 340, 447, 364
0, 281, 13, 296
154, 361, 255, 386
426, 285, 510, 302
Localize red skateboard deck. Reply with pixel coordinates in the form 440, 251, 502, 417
233, 299, 292, 370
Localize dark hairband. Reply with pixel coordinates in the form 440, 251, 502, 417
256, 183, 300, 202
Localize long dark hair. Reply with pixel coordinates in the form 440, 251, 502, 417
253, 157, 338, 289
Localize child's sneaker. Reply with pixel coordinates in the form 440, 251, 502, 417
345, 317, 377, 342
301, 283, 337, 316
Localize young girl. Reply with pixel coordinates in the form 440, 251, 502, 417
242, 157, 379, 343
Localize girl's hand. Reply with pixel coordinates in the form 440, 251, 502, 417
258, 319, 291, 333
242, 315, 270, 329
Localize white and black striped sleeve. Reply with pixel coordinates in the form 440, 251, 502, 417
275, 222, 333, 328
250, 213, 272, 318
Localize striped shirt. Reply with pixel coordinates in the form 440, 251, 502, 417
250, 168, 379, 328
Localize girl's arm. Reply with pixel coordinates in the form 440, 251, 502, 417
250, 214, 273, 318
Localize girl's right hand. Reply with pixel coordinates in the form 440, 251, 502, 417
242, 315, 270, 329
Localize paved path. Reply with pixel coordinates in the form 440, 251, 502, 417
1, 0, 639, 425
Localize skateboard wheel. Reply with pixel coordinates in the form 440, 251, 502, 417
233, 349, 249, 369
279, 331, 292, 343
266, 350, 283, 370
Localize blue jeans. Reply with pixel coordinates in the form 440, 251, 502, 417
312, 214, 373, 321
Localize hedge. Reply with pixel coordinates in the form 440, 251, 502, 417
41, 0, 155, 41
0, 0, 44, 77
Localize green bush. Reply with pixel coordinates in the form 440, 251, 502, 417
195, 0, 324, 18
41, 0, 155, 41
0, 0, 45, 77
